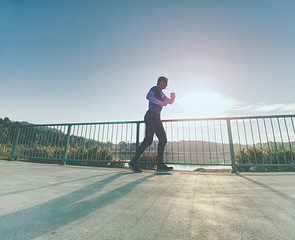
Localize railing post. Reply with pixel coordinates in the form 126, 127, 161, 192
136, 122, 140, 152
62, 125, 72, 165
10, 127, 21, 161
226, 119, 237, 173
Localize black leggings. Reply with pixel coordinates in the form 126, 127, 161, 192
131, 111, 167, 164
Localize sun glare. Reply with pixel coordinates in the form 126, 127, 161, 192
171, 90, 237, 119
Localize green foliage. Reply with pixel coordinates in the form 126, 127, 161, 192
0, 118, 125, 168
0, 141, 123, 168
0, 117, 12, 125
138, 151, 158, 170
235, 144, 295, 172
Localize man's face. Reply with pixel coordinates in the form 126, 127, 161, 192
159, 79, 168, 90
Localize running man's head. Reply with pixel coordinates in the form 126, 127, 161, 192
157, 76, 168, 90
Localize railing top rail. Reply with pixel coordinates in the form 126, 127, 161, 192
0, 120, 143, 128
1, 114, 295, 128
163, 114, 295, 122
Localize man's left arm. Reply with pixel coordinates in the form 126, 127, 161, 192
163, 92, 176, 106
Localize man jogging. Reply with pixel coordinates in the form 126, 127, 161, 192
129, 76, 176, 173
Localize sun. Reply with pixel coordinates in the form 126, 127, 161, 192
167, 90, 238, 119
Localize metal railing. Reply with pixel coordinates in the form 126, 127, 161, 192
1, 114, 295, 172
230, 115, 295, 171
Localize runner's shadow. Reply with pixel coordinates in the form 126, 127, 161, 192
238, 174, 295, 205
155, 172, 172, 175
0, 172, 155, 239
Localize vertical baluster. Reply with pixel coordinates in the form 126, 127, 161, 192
270, 118, 279, 164
284, 117, 294, 164
249, 119, 258, 164
263, 118, 272, 164
256, 119, 265, 165
277, 118, 287, 164
213, 120, 219, 164
200, 121, 205, 164
207, 120, 212, 165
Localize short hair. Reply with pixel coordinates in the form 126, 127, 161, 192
157, 76, 168, 85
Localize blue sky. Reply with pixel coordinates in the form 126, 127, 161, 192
1, 0, 295, 124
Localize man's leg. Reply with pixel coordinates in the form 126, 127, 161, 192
154, 122, 167, 165
154, 120, 173, 172
130, 113, 155, 164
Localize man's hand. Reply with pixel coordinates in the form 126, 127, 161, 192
170, 92, 176, 99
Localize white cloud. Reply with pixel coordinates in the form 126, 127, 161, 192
281, 103, 295, 112
255, 104, 285, 112
228, 102, 295, 116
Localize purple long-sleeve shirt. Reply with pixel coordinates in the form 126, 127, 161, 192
146, 86, 174, 114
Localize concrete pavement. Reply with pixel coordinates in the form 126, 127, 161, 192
1, 160, 295, 240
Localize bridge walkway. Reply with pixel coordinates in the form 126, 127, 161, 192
1, 161, 295, 239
